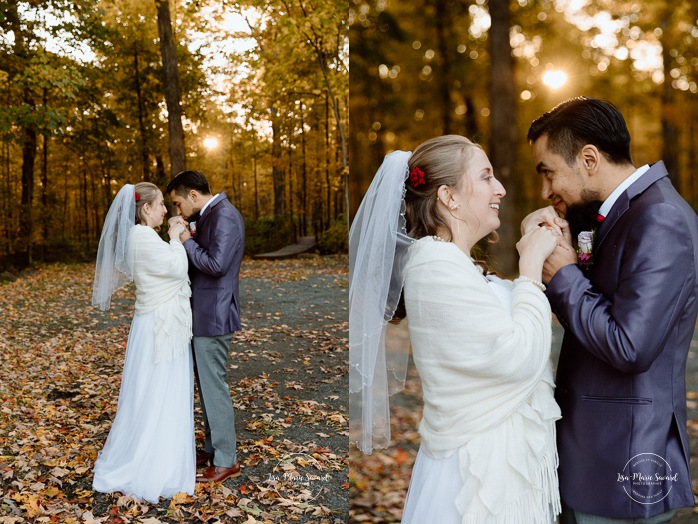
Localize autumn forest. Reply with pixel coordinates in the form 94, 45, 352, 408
350, 0, 698, 275
0, 0, 348, 269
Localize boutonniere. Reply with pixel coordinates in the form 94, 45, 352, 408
577, 230, 595, 268
189, 221, 197, 238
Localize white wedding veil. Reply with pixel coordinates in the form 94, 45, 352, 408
92, 184, 137, 311
349, 150, 414, 454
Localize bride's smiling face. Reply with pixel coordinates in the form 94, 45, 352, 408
448, 148, 506, 245
145, 191, 168, 227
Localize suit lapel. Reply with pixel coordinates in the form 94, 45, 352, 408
594, 162, 668, 253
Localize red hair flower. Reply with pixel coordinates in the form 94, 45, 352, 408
135, 192, 141, 202
409, 166, 426, 188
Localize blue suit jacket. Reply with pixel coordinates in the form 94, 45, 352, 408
547, 161, 698, 518
183, 193, 245, 337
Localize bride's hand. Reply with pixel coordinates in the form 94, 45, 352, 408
168, 222, 186, 240
168, 216, 185, 228
516, 226, 560, 281
521, 206, 569, 238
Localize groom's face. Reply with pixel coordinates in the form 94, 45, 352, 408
532, 134, 593, 216
169, 190, 200, 220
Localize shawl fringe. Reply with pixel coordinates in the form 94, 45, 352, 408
460, 438, 560, 524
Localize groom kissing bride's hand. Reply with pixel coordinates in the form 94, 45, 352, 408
168, 216, 187, 240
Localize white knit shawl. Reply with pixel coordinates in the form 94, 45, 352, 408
404, 237, 561, 523
129, 225, 192, 363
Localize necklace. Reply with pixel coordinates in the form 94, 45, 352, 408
433, 235, 480, 267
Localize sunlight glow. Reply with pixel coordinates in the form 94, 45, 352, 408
468, 4, 491, 38
203, 137, 219, 150
554, 0, 663, 78
542, 70, 568, 89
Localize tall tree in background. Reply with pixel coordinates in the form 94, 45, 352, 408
659, 6, 678, 187
231, 0, 348, 225
155, 0, 186, 177
348, 5, 406, 211
434, 0, 454, 134
4, 0, 36, 265
1, 0, 95, 264
488, 0, 517, 275
0, 0, 348, 270
278, 0, 349, 226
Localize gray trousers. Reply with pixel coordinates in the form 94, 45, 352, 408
192, 334, 237, 468
561, 501, 676, 524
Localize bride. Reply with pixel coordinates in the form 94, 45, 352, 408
91, 182, 195, 503
350, 135, 564, 522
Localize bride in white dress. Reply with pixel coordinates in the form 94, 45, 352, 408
91, 182, 195, 503
350, 136, 565, 523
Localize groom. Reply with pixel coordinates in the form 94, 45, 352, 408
523, 97, 698, 522
167, 170, 245, 483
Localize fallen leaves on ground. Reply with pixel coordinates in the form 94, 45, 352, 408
348, 362, 422, 524
0, 256, 348, 523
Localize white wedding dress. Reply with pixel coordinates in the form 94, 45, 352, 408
93, 225, 195, 503
400, 238, 560, 524
402, 276, 559, 523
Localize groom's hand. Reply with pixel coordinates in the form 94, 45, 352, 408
542, 241, 576, 284
179, 228, 192, 242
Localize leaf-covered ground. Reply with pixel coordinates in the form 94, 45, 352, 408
349, 323, 698, 522
0, 256, 348, 523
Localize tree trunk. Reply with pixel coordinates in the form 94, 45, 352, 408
690, 109, 697, 201
134, 45, 150, 181
2, 141, 11, 261
270, 106, 285, 217
155, 155, 167, 186
41, 129, 49, 258
8, 0, 35, 265
660, 9, 679, 188
20, 101, 37, 265
288, 133, 294, 228
434, 0, 452, 134
464, 95, 478, 138
487, 0, 517, 276
155, 0, 186, 177
325, 92, 331, 224
227, 124, 237, 205
300, 101, 307, 235
253, 138, 259, 220
41, 87, 49, 258
81, 152, 90, 249
313, 50, 348, 229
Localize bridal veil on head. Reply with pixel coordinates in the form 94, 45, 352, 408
92, 184, 137, 311
349, 150, 415, 454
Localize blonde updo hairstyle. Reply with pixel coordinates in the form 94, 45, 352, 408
405, 134, 481, 241
392, 135, 493, 324
134, 182, 162, 231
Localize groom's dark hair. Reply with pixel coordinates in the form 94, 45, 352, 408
527, 97, 633, 167
167, 170, 212, 197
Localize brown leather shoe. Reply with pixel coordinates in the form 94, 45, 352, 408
196, 449, 214, 468
195, 463, 241, 483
